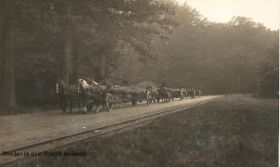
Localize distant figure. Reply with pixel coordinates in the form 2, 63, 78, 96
161, 78, 167, 88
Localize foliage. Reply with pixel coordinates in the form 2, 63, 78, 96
0, 1, 278, 109
1, 0, 178, 107
257, 38, 279, 98
118, 6, 278, 95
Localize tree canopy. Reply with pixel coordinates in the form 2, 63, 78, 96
0, 1, 278, 112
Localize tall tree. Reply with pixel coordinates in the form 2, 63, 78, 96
258, 38, 279, 97
62, 2, 74, 84
0, 0, 17, 112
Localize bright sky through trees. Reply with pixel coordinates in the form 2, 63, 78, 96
176, 0, 279, 30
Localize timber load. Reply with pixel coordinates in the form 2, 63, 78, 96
109, 86, 146, 95
56, 78, 202, 114
109, 85, 149, 106
170, 88, 184, 100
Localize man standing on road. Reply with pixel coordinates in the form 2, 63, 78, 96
161, 78, 167, 88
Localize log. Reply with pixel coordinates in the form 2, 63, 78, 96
110, 86, 146, 95
170, 88, 182, 93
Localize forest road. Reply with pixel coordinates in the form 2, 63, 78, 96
0, 95, 221, 165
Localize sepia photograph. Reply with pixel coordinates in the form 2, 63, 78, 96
0, 0, 279, 166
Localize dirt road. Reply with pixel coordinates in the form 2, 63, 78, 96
15, 95, 277, 167
0, 96, 219, 165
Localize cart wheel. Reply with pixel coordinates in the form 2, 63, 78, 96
105, 94, 113, 112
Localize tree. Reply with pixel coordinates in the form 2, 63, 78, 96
0, 0, 177, 110
0, 1, 17, 112
117, 7, 277, 95
258, 38, 279, 97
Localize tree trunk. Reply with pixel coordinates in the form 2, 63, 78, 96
238, 74, 241, 93
0, 4, 4, 90
61, 32, 72, 84
61, 5, 73, 84
71, 37, 79, 83
0, 1, 17, 112
4, 29, 17, 111
98, 54, 107, 81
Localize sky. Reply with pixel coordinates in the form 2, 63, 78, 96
176, 0, 279, 30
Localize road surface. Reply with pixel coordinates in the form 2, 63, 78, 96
0, 96, 220, 165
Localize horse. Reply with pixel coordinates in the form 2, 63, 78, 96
198, 90, 202, 97
146, 87, 158, 104
150, 87, 159, 103
186, 88, 195, 98
157, 86, 172, 102
145, 87, 154, 103
195, 89, 201, 97
77, 79, 109, 113
56, 79, 80, 113
181, 88, 187, 99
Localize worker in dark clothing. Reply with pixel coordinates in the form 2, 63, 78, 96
161, 78, 167, 88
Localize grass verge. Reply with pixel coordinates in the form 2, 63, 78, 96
12, 95, 278, 167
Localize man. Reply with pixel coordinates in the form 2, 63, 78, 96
161, 78, 167, 88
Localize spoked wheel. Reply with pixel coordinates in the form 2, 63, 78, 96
105, 94, 113, 112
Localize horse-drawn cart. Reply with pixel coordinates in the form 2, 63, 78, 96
170, 88, 184, 100
56, 79, 151, 113
156, 87, 172, 102
56, 79, 114, 113
109, 86, 151, 106
79, 88, 114, 113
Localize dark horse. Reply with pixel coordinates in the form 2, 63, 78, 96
187, 88, 195, 98
146, 86, 158, 104
157, 86, 172, 102
56, 79, 83, 113
77, 79, 113, 113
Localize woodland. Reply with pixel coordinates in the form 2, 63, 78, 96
0, 0, 278, 112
